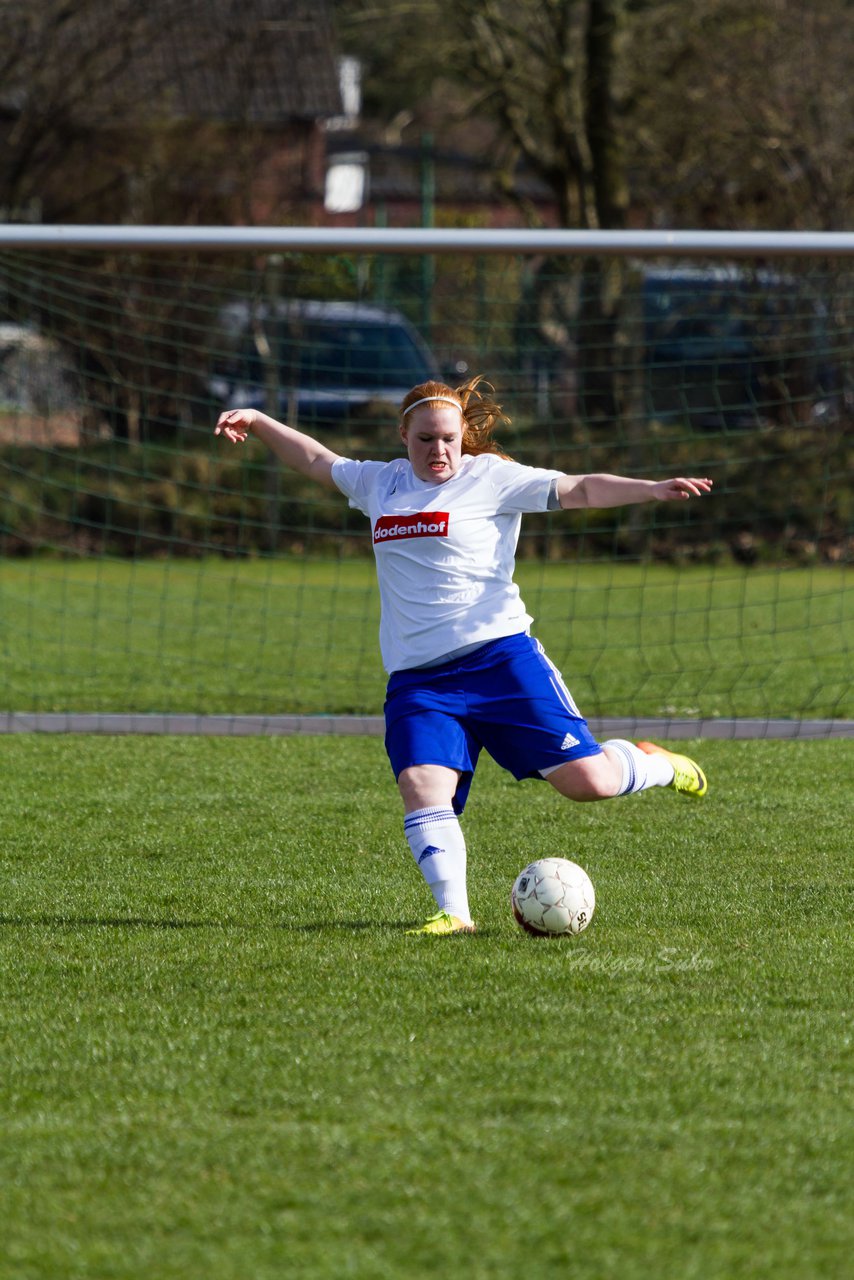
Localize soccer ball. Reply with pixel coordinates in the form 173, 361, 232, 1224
511, 858, 595, 936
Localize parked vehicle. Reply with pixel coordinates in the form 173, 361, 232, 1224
519, 264, 845, 430
641, 267, 842, 429
0, 323, 78, 415
208, 299, 441, 426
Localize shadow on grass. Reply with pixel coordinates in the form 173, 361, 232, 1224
0, 915, 487, 935
286, 919, 410, 933
0, 914, 218, 929
0, 914, 409, 933
289, 920, 490, 936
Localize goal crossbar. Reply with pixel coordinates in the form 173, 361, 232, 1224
2, 225, 854, 256
1, 226, 851, 738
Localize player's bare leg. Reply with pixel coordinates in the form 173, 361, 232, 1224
545, 738, 703, 801
544, 751, 624, 801
397, 763, 459, 811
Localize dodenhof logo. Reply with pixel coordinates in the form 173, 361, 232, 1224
373, 512, 450, 544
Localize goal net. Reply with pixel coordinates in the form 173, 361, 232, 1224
1, 230, 851, 735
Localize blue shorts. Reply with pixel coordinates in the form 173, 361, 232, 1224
384, 633, 601, 814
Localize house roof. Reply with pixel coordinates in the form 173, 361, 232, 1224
0, 0, 343, 125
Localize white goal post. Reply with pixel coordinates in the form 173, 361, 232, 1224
1, 226, 854, 256
1, 225, 852, 737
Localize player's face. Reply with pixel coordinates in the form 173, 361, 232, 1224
400, 405, 464, 483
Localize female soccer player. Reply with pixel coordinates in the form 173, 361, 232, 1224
216, 378, 712, 935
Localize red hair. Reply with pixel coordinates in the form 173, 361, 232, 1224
400, 375, 511, 458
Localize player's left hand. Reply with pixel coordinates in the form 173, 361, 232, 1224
653, 477, 714, 501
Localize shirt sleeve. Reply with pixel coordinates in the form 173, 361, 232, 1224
485, 455, 563, 514
330, 458, 387, 516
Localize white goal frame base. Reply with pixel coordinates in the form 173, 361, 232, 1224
1, 713, 851, 739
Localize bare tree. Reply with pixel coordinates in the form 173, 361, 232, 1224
0, 2, 343, 444
0, 0, 342, 224
0, 1, 174, 219
437, 1, 628, 422
445, 0, 626, 231
623, 0, 854, 230
337, 0, 853, 231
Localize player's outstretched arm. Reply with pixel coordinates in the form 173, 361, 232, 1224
215, 408, 341, 489
557, 473, 713, 510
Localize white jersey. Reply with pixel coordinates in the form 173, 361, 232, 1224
331, 452, 561, 672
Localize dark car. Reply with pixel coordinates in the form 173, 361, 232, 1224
208, 299, 441, 426
641, 266, 841, 429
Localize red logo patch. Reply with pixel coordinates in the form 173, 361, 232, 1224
373, 512, 450, 544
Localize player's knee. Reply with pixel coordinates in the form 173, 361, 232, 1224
545, 758, 621, 802
562, 777, 619, 802
578, 777, 621, 802
398, 763, 459, 810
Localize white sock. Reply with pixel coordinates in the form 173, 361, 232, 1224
403, 806, 472, 923
602, 739, 675, 795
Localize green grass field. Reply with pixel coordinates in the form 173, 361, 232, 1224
1, 558, 852, 719
1, 734, 852, 1278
